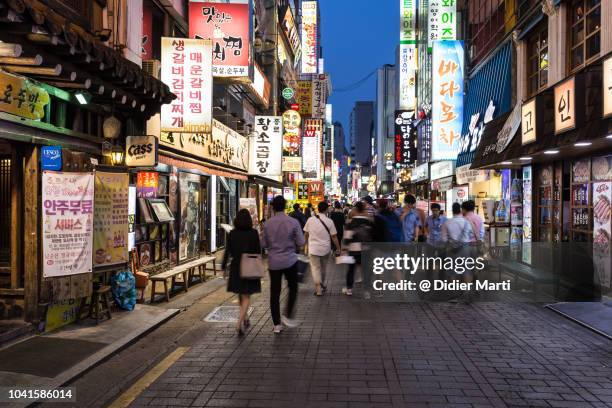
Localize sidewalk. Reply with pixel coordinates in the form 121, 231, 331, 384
126, 260, 612, 408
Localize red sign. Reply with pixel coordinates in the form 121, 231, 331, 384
136, 172, 159, 198
142, 5, 153, 59
188, 2, 250, 77
290, 103, 299, 111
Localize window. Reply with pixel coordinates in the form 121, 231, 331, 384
568, 0, 601, 72
468, 0, 515, 65
527, 21, 549, 96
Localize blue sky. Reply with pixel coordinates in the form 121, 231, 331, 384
319, 0, 398, 149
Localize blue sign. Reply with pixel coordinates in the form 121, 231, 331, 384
431, 40, 464, 161
41, 146, 62, 171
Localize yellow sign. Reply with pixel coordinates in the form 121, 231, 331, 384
521, 98, 537, 145
0, 69, 49, 120
296, 81, 312, 116
554, 76, 576, 134
94, 172, 129, 267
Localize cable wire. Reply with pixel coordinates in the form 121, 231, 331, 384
333, 68, 378, 92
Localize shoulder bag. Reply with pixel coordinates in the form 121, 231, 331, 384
315, 215, 336, 251
239, 231, 265, 279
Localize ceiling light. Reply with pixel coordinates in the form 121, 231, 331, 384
74, 91, 90, 105
607, 134, 612, 139
519, 157, 531, 160
574, 142, 592, 147
544, 150, 559, 155
500, 161, 513, 165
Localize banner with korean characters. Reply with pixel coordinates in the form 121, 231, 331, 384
42, 171, 95, 278
311, 76, 326, 119
296, 81, 312, 116
249, 116, 283, 177
93, 172, 129, 267
593, 154, 612, 289
0, 69, 50, 120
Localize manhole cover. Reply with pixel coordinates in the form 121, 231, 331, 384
204, 306, 253, 322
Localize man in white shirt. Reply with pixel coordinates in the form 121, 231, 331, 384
304, 201, 341, 296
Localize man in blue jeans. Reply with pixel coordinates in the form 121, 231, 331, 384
262, 196, 305, 334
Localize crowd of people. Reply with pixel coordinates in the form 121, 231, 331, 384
222, 194, 485, 335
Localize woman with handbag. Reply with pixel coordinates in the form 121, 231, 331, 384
222, 209, 263, 335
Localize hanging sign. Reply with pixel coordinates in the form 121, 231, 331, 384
0, 69, 50, 120
93, 172, 129, 267
302, 118, 323, 179
125, 136, 158, 167
41, 146, 62, 171
427, 0, 457, 48
394, 110, 417, 166
282, 109, 302, 172
249, 116, 283, 177
301, 1, 318, 74
282, 87, 294, 100
42, 171, 94, 278
554, 76, 576, 134
521, 98, 537, 145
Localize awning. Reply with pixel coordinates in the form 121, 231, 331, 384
248, 175, 283, 189
159, 153, 248, 180
470, 111, 515, 169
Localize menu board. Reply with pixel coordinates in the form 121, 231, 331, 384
42, 172, 94, 278
93, 172, 129, 266
592, 155, 612, 182
573, 159, 591, 183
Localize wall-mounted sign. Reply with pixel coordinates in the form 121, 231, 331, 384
430, 160, 455, 180
282, 87, 294, 100
400, 0, 416, 43
282, 109, 301, 172
427, 0, 457, 48
211, 119, 249, 171
296, 81, 312, 116
412, 162, 429, 182
455, 164, 490, 185
160, 37, 213, 136
554, 76, 576, 134
302, 118, 323, 179
282, 7, 301, 57
521, 98, 537, 145
142, 4, 153, 59
41, 146, 62, 171
496, 102, 522, 153
250, 63, 271, 108
249, 116, 282, 177
126, 136, 158, 167
398, 44, 417, 110
432, 40, 464, 161
431, 176, 453, 192
311, 75, 326, 118
394, 111, 417, 166
188, 1, 251, 77
301, 1, 318, 74
0, 70, 50, 120
93, 172, 129, 267
604, 56, 612, 118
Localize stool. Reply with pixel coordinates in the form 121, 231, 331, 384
77, 285, 113, 324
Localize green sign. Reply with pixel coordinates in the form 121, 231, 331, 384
282, 87, 294, 100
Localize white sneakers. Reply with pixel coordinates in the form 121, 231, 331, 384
273, 316, 300, 333
273, 325, 283, 334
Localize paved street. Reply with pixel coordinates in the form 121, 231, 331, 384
95, 261, 612, 408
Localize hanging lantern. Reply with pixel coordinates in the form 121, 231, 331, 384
103, 115, 121, 139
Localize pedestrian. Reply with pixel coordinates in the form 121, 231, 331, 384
362, 195, 377, 221
400, 194, 421, 243
424, 203, 447, 248
221, 209, 262, 335
460, 200, 486, 303
342, 201, 373, 295
262, 195, 305, 334
304, 201, 341, 296
373, 199, 404, 242
304, 203, 313, 219
289, 203, 306, 229
441, 202, 471, 246
330, 201, 346, 241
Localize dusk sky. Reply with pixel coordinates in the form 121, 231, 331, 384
319, 0, 399, 150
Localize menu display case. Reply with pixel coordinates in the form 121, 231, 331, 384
536, 164, 563, 242
570, 159, 592, 242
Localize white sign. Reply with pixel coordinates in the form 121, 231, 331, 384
301, 1, 318, 74
125, 136, 158, 167
160, 37, 213, 135
604, 56, 612, 118
302, 118, 322, 179
398, 44, 417, 110
452, 186, 469, 204
283, 187, 295, 201
42, 171, 95, 278
521, 98, 537, 145
211, 119, 250, 171
455, 164, 490, 185
412, 163, 429, 182
400, 0, 416, 42
249, 116, 283, 177
554, 76, 576, 134
428, 0, 457, 48
430, 160, 455, 180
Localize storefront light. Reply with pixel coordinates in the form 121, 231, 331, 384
500, 161, 512, 165
519, 157, 531, 161
74, 91, 91, 105
110, 146, 125, 166
544, 150, 559, 155
574, 142, 592, 147
607, 134, 612, 139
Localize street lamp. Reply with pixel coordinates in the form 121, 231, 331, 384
110, 145, 125, 166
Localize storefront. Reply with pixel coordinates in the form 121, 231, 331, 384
429, 161, 455, 215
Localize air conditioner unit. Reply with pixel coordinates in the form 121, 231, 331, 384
142, 59, 161, 79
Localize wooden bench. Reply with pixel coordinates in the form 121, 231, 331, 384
150, 256, 218, 302
499, 261, 559, 298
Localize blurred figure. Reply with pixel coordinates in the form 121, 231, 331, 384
342, 201, 373, 295
304, 203, 313, 219
362, 195, 377, 221
400, 194, 421, 243
442, 203, 471, 245
461, 200, 486, 304
262, 196, 305, 333
373, 199, 404, 242
330, 201, 346, 241
425, 203, 447, 248
289, 203, 306, 229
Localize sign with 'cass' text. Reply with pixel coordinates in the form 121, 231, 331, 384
125, 136, 158, 167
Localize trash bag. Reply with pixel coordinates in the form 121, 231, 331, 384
111, 271, 137, 311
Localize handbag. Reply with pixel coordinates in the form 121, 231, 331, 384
240, 253, 265, 279
315, 215, 336, 251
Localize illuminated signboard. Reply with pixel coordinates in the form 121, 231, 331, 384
301, 1, 318, 74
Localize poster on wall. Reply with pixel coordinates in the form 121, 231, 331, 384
431, 40, 464, 161
137, 172, 158, 198
240, 197, 258, 227
301, 1, 318, 74
93, 172, 129, 267
188, 1, 251, 77
42, 171, 94, 278
593, 181, 611, 288
179, 173, 201, 262
249, 116, 282, 177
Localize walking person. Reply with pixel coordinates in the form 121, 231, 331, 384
400, 194, 421, 243
461, 200, 486, 303
262, 196, 305, 334
304, 203, 314, 219
289, 203, 306, 229
330, 201, 346, 241
304, 201, 341, 296
342, 201, 373, 295
221, 209, 262, 335
424, 203, 447, 256
372, 199, 404, 242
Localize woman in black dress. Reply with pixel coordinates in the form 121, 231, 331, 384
222, 209, 262, 335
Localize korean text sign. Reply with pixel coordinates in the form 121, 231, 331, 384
282, 109, 302, 172
302, 118, 323, 179
394, 111, 417, 166
42, 171, 95, 278
301, 1, 318, 74
432, 40, 464, 161
428, 0, 457, 48
249, 116, 283, 177
188, 2, 250, 77
0, 70, 50, 120
161, 37, 213, 135
93, 172, 129, 267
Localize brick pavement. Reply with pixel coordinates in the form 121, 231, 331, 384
129, 262, 612, 408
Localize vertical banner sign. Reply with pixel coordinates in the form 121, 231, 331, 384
399, 0, 417, 110
282, 110, 302, 172
311, 76, 325, 118
302, 119, 323, 179
428, 0, 457, 49
42, 171, 95, 278
301, 1, 318, 74
188, 2, 250, 77
296, 81, 313, 116
142, 4, 153, 59
160, 37, 213, 144
432, 40, 464, 161
93, 172, 129, 267
250, 116, 283, 177
394, 111, 417, 166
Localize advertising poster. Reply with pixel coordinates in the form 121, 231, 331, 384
93, 172, 129, 267
302, 119, 322, 179
249, 116, 283, 177
301, 1, 318, 74
431, 40, 464, 161
451, 186, 468, 204
42, 171, 94, 278
240, 197, 258, 227
137, 172, 158, 198
593, 182, 611, 288
179, 173, 201, 261
188, 2, 250, 77
282, 109, 302, 172
522, 166, 532, 264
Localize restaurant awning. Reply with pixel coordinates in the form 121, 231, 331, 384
248, 175, 283, 189
159, 153, 248, 181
